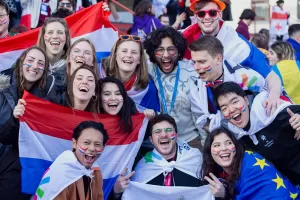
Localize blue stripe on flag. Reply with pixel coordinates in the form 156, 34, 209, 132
20, 157, 52, 194
96, 52, 111, 63
103, 175, 119, 200
140, 76, 160, 112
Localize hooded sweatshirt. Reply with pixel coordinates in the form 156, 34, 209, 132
131, 14, 163, 40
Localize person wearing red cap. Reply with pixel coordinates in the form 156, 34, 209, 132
182, 0, 283, 117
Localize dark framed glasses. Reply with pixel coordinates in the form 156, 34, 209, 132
59, 2, 72, 8
119, 35, 142, 42
195, 9, 219, 18
154, 46, 178, 58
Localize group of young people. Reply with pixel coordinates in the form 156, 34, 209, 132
0, 0, 300, 199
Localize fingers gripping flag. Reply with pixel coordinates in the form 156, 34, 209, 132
18, 91, 148, 199
0, 2, 118, 72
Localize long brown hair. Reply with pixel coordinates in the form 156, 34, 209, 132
102, 39, 149, 90
200, 127, 245, 197
37, 17, 71, 60
15, 46, 49, 98
66, 38, 98, 79
67, 65, 98, 112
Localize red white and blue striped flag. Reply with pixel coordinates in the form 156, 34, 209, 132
0, 2, 118, 72
19, 91, 148, 199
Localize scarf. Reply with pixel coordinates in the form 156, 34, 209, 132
124, 74, 137, 91
132, 140, 202, 184
34, 150, 98, 200
226, 90, 291, 145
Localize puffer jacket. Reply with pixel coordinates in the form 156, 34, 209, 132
0, 70, 56, 200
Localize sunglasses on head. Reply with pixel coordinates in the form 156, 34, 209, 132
119, 35, 142, 42
195, 9, 219, 18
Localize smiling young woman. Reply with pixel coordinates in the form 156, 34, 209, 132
36, 17, 71, 101
200, 127, 300, 199
66, 38, 98, 79
0, 46, 56, 199
100, 35, 160, 113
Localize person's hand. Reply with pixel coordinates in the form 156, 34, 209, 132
113, 168, 135, 195
204, 173, 226, 198
143, 109, 156, 119
13, 99, 27, 118
287, 108, 300, 140
102, 2, 110, 12
176, 12, 187, 23
263, 95, 282, 117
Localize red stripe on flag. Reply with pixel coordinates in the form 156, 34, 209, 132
20, 91, 144, 146
0, 2, 117, 53
20, 14, 31, 30
272, 12, 288, 20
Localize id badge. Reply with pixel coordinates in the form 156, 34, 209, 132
41, 3, 48, 16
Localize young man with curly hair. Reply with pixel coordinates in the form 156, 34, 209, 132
144, 26, 206, 150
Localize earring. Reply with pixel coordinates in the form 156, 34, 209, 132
92, 95, 97, 101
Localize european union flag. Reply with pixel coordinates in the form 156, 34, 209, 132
235, 151, 300, 200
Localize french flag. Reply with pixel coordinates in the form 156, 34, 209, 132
0, 2, 118, 72
19, 91, 148, 199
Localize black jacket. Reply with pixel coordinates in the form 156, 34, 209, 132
0, 70, 56, 200
241, 105, 300, 186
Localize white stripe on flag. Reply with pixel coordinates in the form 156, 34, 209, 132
122, 182, 214, 200
0, 49, 25, 72
19, 122, 70, 161
72, 26, 118, 53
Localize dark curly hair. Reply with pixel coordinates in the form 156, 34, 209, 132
143, 26, 186, 64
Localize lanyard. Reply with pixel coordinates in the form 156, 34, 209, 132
155, 64, 180, 114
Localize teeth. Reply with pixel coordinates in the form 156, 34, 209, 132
50, 42, 60, 45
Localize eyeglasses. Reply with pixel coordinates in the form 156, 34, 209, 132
119, 35, 142, 42
154, 46, 178, 58
195, 9, 219, 18
152, 128, 174, 135
59, 2, 72, 8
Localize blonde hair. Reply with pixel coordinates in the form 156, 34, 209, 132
102, 39, 149, 90
37, 18, 71, 60
270, 41, 295, 61
66, 38, 98, 80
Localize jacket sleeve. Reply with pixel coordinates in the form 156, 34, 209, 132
238, 35, 271, 78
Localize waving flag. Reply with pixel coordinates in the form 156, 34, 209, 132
0, 2, 118, 72
19, 91, 148, 200
122, 182, 214, 200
